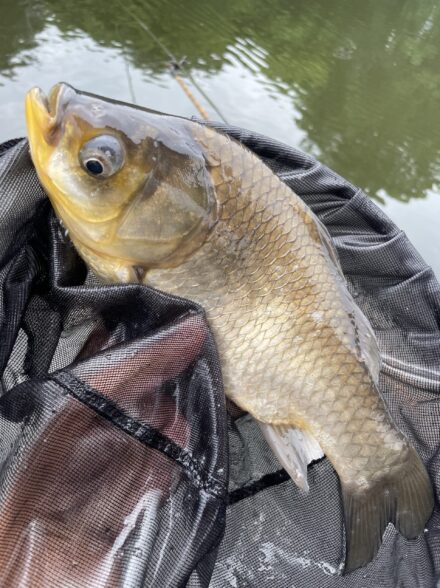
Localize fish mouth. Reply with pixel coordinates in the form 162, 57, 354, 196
25, 82, 76, 145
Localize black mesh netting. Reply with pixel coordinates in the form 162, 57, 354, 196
0, 130, 439, 588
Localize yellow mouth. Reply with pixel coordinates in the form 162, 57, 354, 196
25, 87, 52, 161
25, 83, 80, 206
25, 83, 75, 150
25, 86, 58, 204
26, 84, 61, 176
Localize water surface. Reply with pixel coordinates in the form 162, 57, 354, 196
1, 0, 439, 275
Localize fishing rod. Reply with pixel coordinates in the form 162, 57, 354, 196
121, 4, 228, 123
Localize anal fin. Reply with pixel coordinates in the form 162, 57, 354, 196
259, 423, 324, 492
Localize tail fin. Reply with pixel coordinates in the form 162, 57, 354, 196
342, 446, 434, 573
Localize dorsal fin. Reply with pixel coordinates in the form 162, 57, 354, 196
314, 214, 381, 384
314, 214, 345, 277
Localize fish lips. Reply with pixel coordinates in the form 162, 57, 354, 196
25, 82, 77, 146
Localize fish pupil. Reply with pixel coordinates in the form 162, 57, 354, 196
85, 159, 104, 175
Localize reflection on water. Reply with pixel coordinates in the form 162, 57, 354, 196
0, 0, 439, 273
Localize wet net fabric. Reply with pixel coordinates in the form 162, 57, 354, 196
0, 139, 227, 587
0, 131, 439, 588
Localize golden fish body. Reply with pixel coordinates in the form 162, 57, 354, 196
25, 84, 433, 572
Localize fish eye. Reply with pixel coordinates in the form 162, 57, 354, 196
85, 159, 104, 175
79, 134, 125, 178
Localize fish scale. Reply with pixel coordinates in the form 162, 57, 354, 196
147, 124, 403, 464
25, 83, 433, 573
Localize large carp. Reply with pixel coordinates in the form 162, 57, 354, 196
25, 83, 433, 572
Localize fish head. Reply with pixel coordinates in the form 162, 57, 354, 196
25, 83, 217, 275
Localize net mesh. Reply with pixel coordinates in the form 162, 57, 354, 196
0, 132, 439, 588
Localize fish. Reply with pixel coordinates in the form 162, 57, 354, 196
25, 83, 434, 573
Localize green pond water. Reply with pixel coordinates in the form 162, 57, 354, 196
1, 0, 439, 276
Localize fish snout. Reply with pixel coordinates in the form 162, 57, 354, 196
25, 82, 77, 145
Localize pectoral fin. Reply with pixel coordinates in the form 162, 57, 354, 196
72, 238, 140, 284
259, 423, 323, 492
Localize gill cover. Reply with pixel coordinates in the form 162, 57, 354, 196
25, 83, 218, 271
